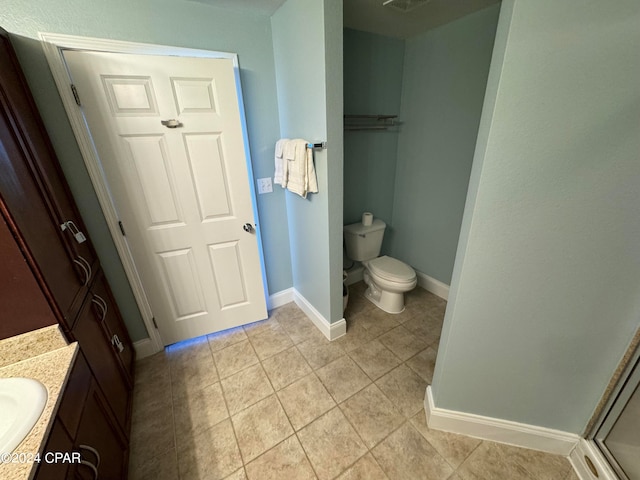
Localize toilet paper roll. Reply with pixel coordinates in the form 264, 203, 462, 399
362, 212, 373, 226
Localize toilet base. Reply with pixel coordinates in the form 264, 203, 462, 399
365, 287, 405, 314
363, 272, 407, 314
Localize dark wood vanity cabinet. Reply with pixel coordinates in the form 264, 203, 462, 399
35, 354, 128, 480
71, 271, 132, 432
0, 214, 57, 337
0, 35, 96, 324
0, 25, 134, 476
88, 271, 135, 380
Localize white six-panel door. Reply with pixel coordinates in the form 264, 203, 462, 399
63, 50, 267, 345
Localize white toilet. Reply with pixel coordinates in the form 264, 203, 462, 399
344, 219, 417, 314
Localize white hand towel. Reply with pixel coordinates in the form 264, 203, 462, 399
286, 139, 318, 198
274, 138, 289, 187
306, 146, 318, 195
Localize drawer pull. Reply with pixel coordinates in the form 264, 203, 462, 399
79, 444, 100, 468
77, 256, 92, 284
73, 258, 90, 286
91, 294, 108, 322
79, 460, 98, 480
91, 297, 106, 321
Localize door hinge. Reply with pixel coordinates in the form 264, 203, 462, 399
118, 221, 126, 236
152, 317, 158, 329
71, 84, 81, 106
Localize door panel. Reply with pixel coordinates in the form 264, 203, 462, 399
63, 50, 267, 345
184, 133, 232, 220
157, 247, 208, 320
102, 75, 158, 115
171, 77, 218, 113
209, 241, 248, 308
121, 134, 183, 227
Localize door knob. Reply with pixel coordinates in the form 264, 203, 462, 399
243, 223, 254, 233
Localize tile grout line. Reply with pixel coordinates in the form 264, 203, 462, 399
130, 286, 451, 479
166, 353, 181, 479
221, 335, 262, 467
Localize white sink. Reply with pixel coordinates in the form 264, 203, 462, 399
0, 378, 48, 455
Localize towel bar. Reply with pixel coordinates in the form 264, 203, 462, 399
307, 142, 327, 149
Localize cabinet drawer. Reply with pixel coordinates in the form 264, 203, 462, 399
89, 271, 135, 380
72, 294, 131, 433
75, 380, 128, 480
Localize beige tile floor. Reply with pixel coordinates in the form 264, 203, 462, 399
128, 282, 579, 480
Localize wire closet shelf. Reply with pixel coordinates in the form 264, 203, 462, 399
344, 114, 399, 131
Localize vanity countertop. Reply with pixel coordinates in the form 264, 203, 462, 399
0, 325, 78, 480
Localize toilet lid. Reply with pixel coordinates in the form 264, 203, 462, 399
368, 256, 415, 282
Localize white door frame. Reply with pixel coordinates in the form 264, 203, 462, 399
40, 32, 264, 356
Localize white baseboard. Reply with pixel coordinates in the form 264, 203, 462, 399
570, 439, 618, 480
268, 288, 295, 310
425, 386, 579, 455
415, 271, 449, 300
133, 338, 157, 360
293, 289, 346, 341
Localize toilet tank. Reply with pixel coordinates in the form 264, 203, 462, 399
343, 219, 386, 262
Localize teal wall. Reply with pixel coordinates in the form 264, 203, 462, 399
343, 29, 404, 235
432, 0, 640, 433
342, 7, 498, 283
389, 5, 500, 284
0, 0, 293, 341
272, 0, 344, 323
324, 1, 346, 323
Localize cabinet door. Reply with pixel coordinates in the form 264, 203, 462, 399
0, 211, 56, 338
90, 271, 135, 380
75, 380, 128, 480
0, 32, 97, 268
33, 419, 74, 480
72, 288, 131, 434
0, 31, 94, 325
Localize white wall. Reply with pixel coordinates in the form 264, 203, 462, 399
432, 0, 640, 433
271, 0, 343, 323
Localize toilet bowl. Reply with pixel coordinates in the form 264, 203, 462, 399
343, 218, 417, 314
363, 256, 417, 313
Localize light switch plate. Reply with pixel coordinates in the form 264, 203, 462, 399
257, 177, 273, 194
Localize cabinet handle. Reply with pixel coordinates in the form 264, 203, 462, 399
79, 444, 101, 468
60, 220, 87, 244
77, 255, 92, 283
79, 460, 98, 480
91, 297, 107, 321
73, 258, 90, 286
111, 334, 125, 353
94, 294, 108, 316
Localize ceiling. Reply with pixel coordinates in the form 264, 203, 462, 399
187, 0, 500, 39
343, 0, 500, 39
186, 0, 286, 16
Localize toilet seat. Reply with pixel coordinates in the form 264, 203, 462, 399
367, 256, 415, 283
